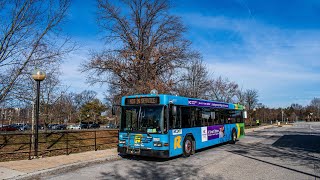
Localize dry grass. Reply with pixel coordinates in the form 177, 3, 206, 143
0, 129, 118, 162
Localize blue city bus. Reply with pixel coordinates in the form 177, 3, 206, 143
117, 91, 247, 158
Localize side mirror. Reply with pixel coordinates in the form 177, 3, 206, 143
243, 111, 247, 119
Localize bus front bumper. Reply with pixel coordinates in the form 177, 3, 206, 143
118, 146, 169, 158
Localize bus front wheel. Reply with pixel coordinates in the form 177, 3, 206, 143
183, 136, 193, 157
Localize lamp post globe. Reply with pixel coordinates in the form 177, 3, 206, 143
32, 69, 46, 81
31, 68, 46, 158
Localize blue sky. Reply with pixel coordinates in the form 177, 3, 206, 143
60, 0, 320, 108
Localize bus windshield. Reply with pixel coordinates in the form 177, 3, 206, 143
120, 106, 164, 134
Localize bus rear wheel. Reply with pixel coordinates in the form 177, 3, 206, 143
183, 136, 193, 157
230, 130, 237, 144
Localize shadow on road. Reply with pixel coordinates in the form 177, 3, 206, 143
230, 150, 320, 179
98, 158, 223, 180
272, 135, 320, 153
226, 126, 320, 179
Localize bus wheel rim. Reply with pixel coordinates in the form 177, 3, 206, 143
185, 140, 192, 154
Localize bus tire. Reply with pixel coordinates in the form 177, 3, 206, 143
183, 136, 193, 157
230, 130, 237, 144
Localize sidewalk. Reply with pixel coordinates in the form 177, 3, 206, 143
245, 124, 275, 133
0, 148, 119, 180
0, 124, 281, 180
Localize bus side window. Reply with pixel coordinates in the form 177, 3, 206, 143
200, 108, 210, 126
170, 106, 181, 129
181, 107, 191, 128
240, 111, 244, 123
190, 107, 197, 127
209, 110, 215, 126
214, 110, 220, 125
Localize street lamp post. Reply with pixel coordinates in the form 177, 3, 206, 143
31, 69, 46, 157
252, 108, 256, 127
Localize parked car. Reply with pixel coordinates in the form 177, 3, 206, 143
106, 123, 117, 129
20, 124, 31, 131
67, 124, 76, 130
89, 123, 100, 129
0, 125, 19, 131
80, 123, 89, 129
48, 124, 59, 130
55, 124, 67, 130
66, 124, 81, 130
11, 124, 24, 130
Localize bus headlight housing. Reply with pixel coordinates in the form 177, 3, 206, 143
153, 142, 162, 147
119, 140, 126, 144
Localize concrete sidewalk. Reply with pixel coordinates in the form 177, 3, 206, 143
0, 124, 280, 180
0, 148, 119, 180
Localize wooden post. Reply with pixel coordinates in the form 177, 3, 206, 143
29, 134, 32, 160
66, 132, 69, 155
94, 131, 97, 151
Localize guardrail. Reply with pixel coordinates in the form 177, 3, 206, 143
0, 129, 118, 162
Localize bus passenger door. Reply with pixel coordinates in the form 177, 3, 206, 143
168, 105, 183, 157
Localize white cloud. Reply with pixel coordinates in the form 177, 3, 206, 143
60, 39, 108, 100
184, 13, 320, 107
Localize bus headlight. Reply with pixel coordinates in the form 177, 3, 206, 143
153, 142, 162, 147
119, 140, 126, 144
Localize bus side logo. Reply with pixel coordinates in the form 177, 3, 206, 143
174, 136, 181, 149
172, 129, 182, 135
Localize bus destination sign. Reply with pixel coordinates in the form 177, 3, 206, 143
125, 97, 160, 105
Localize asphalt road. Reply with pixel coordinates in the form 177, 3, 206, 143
45, 122, 320, 180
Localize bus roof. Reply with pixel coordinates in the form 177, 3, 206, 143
121, 94, 245, 110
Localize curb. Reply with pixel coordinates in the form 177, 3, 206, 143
244, 125, 275, 133
9, 154, 121, 180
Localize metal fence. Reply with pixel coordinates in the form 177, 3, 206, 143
0, 129, 118, 162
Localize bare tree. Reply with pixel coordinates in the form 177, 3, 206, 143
235, 87, 246, 104
72, 90, 97, 122
175, 57, 212, 98
0, 0, 73, 103
82, 0, 196, 100
310, 97, 320, 118
40, 70, 72, 127
244, 89, 259, 111
72, 90, 98, 109
244, 89, 259, 126
207, 76, 239, 102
